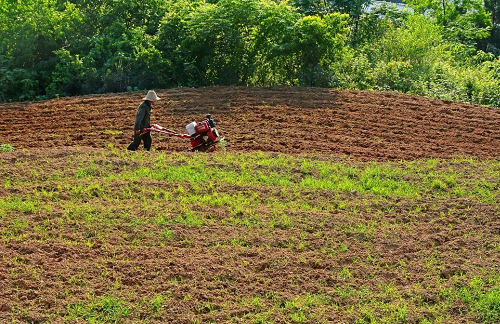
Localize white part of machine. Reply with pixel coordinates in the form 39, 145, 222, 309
185, 122, 197, 136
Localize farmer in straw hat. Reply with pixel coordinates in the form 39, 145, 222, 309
127, 90, 161, 151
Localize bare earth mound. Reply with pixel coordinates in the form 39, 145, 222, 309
2, 87, 500, 160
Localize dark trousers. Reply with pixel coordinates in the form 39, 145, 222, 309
127, 132, 152, 151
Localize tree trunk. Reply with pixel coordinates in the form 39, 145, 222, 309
442, 0, 447, 26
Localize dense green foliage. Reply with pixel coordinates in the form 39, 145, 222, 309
1, 0, 499, 106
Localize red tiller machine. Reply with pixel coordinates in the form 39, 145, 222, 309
146, 114, 225, 151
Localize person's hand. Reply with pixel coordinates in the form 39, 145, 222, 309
135, 129, 141, 135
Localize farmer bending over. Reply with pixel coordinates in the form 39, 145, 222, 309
127, 90, 161, 151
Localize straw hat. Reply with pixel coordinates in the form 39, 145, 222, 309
143, 90, 161, 101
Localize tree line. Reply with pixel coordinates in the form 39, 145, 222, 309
1, 0, 499, 107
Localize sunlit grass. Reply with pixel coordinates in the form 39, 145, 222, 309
2, 148, 500, 323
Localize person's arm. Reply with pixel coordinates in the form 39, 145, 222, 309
134, 105, 146, 133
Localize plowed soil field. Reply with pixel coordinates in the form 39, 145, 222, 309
2, 86, 500, 160
1, 87, 500, 323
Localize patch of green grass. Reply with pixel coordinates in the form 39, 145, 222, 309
102, 130, 123, 135
275, 294, 328, 323
0, 143, 14, 152
460, 277, 500, 323
149, 293, 170, 318
65, 295, 130, 323
173, 210, 205, 226
161, 227, 174, 241
76, 166, 96, 178
0, 197, 40, 214
356, 301, 408, 324
474, 288, 500, 323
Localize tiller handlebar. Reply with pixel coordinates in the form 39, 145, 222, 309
147, 124, 190, 139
